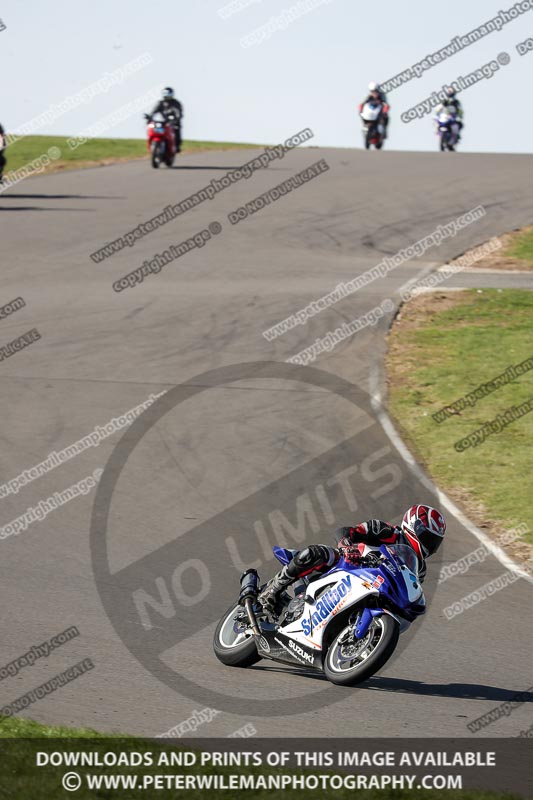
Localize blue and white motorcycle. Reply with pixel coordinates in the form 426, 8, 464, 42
435, 107, 460, 151
213, 543, 426, 686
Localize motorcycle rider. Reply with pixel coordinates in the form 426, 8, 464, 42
258, 504, 446, 615
148, 87, 183, 152
359, 81, 389, 139
434, 87, 463, 141
0, 123, 7, 183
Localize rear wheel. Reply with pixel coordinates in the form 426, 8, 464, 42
213, 603, 261, 667
324, 613, 399, 686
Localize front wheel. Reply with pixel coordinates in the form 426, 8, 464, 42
213, 603, 261, 668
324, 613, 399, 686
151, 142, 162, 168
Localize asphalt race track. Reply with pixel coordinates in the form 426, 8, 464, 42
1, 146, 533, 739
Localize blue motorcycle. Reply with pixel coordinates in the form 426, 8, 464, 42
436, 108, 460, 152
214, 543, 426, 686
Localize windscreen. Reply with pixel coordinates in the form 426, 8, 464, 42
385, 544, 420, 576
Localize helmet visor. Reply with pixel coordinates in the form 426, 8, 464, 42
417, 525, 443, 556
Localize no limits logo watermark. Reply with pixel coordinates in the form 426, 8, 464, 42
89, 361, 431, 718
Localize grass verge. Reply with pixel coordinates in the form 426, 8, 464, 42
386, 288, 533, 553
1, 134, 262, 181
506, 225, 533, 264
0, 715, 108, 738
0, 718, 521, 798
456, 224, 533, 271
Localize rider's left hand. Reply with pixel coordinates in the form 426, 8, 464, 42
339, 544, 364, 565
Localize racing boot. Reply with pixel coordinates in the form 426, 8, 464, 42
258, 566, 293, 617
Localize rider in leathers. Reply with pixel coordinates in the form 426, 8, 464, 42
258, 505, 446, 615
148, 87, 183, 152
359, 81, 390, 139
434, 87, 464, 141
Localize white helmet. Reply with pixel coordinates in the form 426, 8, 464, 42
368, 81, 380, 92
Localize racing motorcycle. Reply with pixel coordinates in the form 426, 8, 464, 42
213, 543, 426, 686
435, 108, 459, 151
360, 101, 388, 150
144, 112, 178, 168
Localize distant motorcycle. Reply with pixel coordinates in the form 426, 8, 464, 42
213, 542, 426, 686
144, 113, 177, 168
435, 108, 459, 152
360, 101, 388, 150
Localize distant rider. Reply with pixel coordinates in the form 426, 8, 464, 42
359, 81, 390, 139
434, 87, 463, 141
148, 87, 183, 152
0, 124, 7, 183
258, 505, 446, 616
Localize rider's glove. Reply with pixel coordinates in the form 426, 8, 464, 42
338, 544, 364, 566
362, 552, 383, 568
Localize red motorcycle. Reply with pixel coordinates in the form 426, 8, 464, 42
144, 113, 177, 168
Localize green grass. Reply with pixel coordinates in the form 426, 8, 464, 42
2, 134, 262, 177
387, 289, 533, 544
0, 715, 112, 738
0, 718, 520, 799
505, 226, 533, 264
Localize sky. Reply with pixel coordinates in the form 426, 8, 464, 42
1, 0, 532, 153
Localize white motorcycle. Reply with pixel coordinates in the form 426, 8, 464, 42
213, 543, 426, 686
360, 101, 386, 150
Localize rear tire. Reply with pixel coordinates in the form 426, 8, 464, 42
324, 613, 399, 686
213, 603, 261, 668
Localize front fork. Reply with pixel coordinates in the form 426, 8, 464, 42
353, 607, 405, 639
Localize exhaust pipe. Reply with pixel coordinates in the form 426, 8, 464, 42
239, 569, 261, 636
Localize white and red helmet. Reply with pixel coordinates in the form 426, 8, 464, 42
401, 504, 446, 560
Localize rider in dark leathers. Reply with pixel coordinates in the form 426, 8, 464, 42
148, 87, 183, 152
435, 87, 464, 141
359, 81, 390, 139
258, 505, 446, 615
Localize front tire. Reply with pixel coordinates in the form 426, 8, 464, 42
213, 603, 261, 668
151, 142, 162, 168
324, 613, 399, 686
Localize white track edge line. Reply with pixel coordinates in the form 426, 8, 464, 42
369, 363, 533, 584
